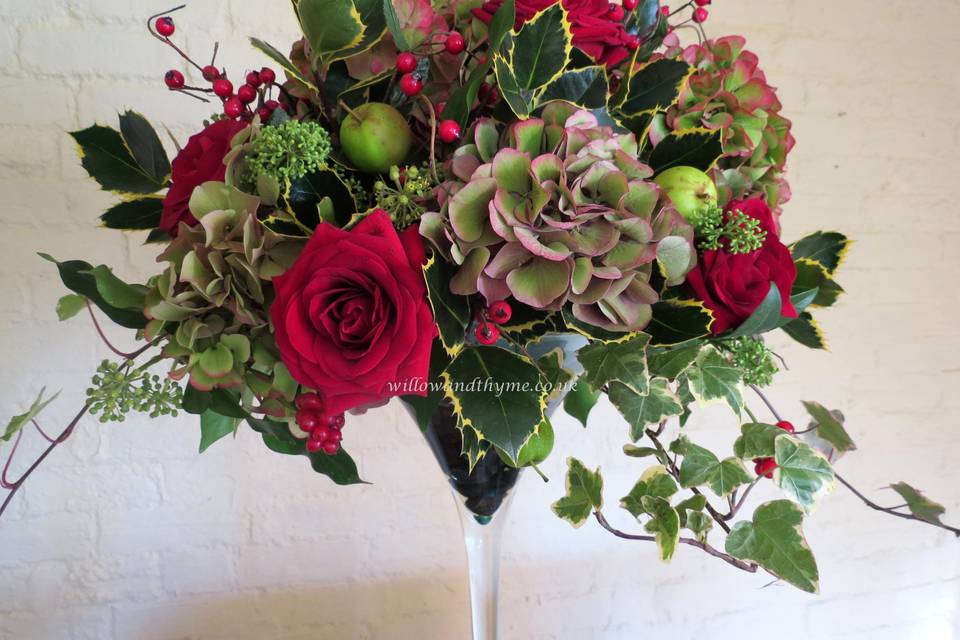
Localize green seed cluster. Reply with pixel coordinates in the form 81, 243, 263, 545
86, 359, 182, 423
728, 337, 779, 387
374, 164, 437, 227
698, 205, 768, 254
247, 120, 332, 183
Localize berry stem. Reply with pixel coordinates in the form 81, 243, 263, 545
146, 4, 206, 74
416, 94, 441, 186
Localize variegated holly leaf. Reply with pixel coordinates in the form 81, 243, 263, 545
782, 312, 826, 349
578, 333, 651, 394
422, 253, 470, 356
510, 3, 572, 91
646, 298, 714, 346
539, 66, 608, 110
793, 258, 844, 308
608, 378, 683, 442
725, 500, 819, 593
684, 345, 743, 416
649, 128, 723, 175
552, 457, 603, 527
790, 231, 849, 275
610, 58, 692, 121
774, 436, 835, 510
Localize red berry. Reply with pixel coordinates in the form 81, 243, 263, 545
487, 301, 512, 325
265, 99, 281, 111
237, 84, 258, 104
321, 440, 340, 455
306, 439, 324, 453
776, 420, 796, 434
695, 0, 711, 5
445, 32, 466, 55
607, 3, 624, 21
202, 65, 220, 81
330, 413, 346, 430
438, 119, 461, 143
474, 321, 500, 346
625, 35, 640, 50
296, 409, 320, 430
245, 71, 262, 87
478, 82, 492, 101
660, 5, 670, 16
224, 97, 244, 118
311, 426, 334, 443
622, 0, 638, 10
296, 393, 324, 411
329, 429, 343, 443
399, 73, 423, 97
259, 67, 276, 84
212, 78, 233, 98
257, 107, 272, 121
693, 7, 708, 22
486, 86, 500, 104
755, 458, 777, 479
396, 52, 417, 74
155, 16, 175, 37
164, 70, 184, 90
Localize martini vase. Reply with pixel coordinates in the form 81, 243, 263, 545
418, 334, 588, 640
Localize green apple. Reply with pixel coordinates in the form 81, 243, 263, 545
654, 166, 718, 224
339, 103, 413, 174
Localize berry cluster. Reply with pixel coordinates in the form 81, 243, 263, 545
473, 301, 513, 346
294, 392, 346, 455
754, 420, 794, 478
659, 0, 712, 31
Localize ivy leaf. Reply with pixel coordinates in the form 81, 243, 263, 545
250, 37, 319, 92
802, 401, 855, 453
642, 495, 681, 561
647, 343, 700, 380
685, 344, 743, 416
442, 345, 546, 465
890, 483, 948, 527
683, 510, 713, 543
790, 231, 849, 275
422, 253, 470, 356
782, 312, 826, 350
199, 411, 239, 453
620, 466, 677, 517
552, 457, 603, 527
622, 444, 665, 462
774, 436, 835, 510
608, 378, 683, 442
539, 65, 608, 109
118, 111, 170, 186
648, 128, 723, 175
246, 417, 365, 485
69, 124, 166, 194
610, 58, 691, 119
100, 197, 163, 230
725, 282, 783, 338
678, 440, 749, 496
39, 254, 147, 329
646, 298, 714, 346
563, 380, 600, 427
578, 333, 651, 394
510, 3, 572, 91
725, 500, 820, 593
56, 294, 87, 321
2, 388, 60, 444
733, 422, 783, 459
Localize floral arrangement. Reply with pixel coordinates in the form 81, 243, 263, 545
2, 0, 957, 599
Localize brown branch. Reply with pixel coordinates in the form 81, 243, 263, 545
594, 511, 757, 573
835, 473, 960, 538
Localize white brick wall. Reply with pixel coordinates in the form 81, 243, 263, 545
1, 1, 958, 638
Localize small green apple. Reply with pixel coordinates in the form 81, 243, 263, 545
339, 103, 413, 174
654, 166, 718, 224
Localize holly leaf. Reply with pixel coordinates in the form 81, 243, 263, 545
678, 440, 749, 496
649, 128, 723, 175
250, 37, 319, 92
246, 417, 365, 485
442, 345, 546, 465
69, 124, 166, 194
802, 401, 855, 453
2, 388, 60, 444
733, 422, 783, 459
684, 344, 742, 416
793, 258, 844, 308
552, 457, 603, 527
56, 294, 87, 321
423, 253, 470, 356
199, 411, 239, 453
510, 3, 572, 91
782, 312, 827, 350
610, 58, 691, 119
100, 197, 163, 230
774, 436, 835, 510
725, 500, 819, 593
118, 110, 170, 186
539, 65, 608, 110
790, 231, 849, 275
608, 378, 683, 442
646, 298, 714, 346
890, 482, 947, 527
293, 0, 365, 63
577, 333, 650, 394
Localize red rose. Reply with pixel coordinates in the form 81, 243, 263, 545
271, 211, 436, 414
160, 119, 247, 236
686, 198, 798, 334
473, 0, 634, 68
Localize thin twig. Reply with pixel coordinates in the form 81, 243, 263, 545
30, 419, 56, 444
86, 303, 154, 360
749, 384, 784, 422
835, 473, 960, 538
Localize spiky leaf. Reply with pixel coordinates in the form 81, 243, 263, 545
423, 254, 470, 356
646, 299, 714, 346
782, 312, 826, 349
69, 124, 166, 194
100, 197, 163, 230
118, 111, 170, 186
610, 58, 691, 118
791, 231, 849, 275
649, 128, 723, 175
510, 3, 572, 91
539, 66, 608, 109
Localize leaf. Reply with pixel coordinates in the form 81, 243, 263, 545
493, 53, 531, 119
100, 197, 163, 230
539, 66, 609, 110
286, 169, 357, 228
622, 444, 663, 461
294, 0, 365, 63
620, 466, 677, 517
399, 339, 450, 431
648, 128, 724, 175
2, 388, 60, 443
208, 389, 251, 419
608, 378, 683, 442
793, 258, 844, 308
646, 298, 714, 346
335, 0, 387, 61
791, 231, 849, 275
733, 422, 783, 459
725, 500, 819, 593
118, 111, 170, 186
890, 482, 947, 527
56, 294, 86, 321
250, 38, 319, 92
39, 254, 147, 329
578, 333, 651, 394
647, 343, 699, 380
560, 305, 637, 344
685, 344, 742, 416
442, 345, 546, 465
246, 417, 365, 485
725, 282, 783, 338
382, 0, 410, 51
802, 401, 855, 453
678, 440, 749, 496
642, 496, 681, 561
422, 254, 470, 356
80, 265, 147, 310
199, 411, 239, 453
69, 124, 166, 194
564, 380, 600, 427
537, 349, 573, 398
774, 436, 835, 511
182, 385, 212, 415
782, 312, 827, 350
510, 3, 572, 91
514, 417, 554, 467
552, 457, 603, 527
610, 58, 691, 118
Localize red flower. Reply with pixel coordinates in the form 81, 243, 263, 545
473, 0, 635, 68
160, 119, 247, 236
270, 211, 437, 414
686, 198, 798, 334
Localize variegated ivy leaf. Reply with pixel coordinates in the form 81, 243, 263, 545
642, 496, 681, 561
620, 465, 678, 518
684, 344, 743, 416
677, 439, 750, 497
733, 422, 784, 459
802, 401, 855, 453
577, 333, 651, 394
608, 378, 683, 442
774, 436, 835, 511
552, 457, 603, 527
725, 500, 820, 593
2, 388, 60, 444
890, 482, 948, 527
563, 380, 600, 428
647, 343, 699, 380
